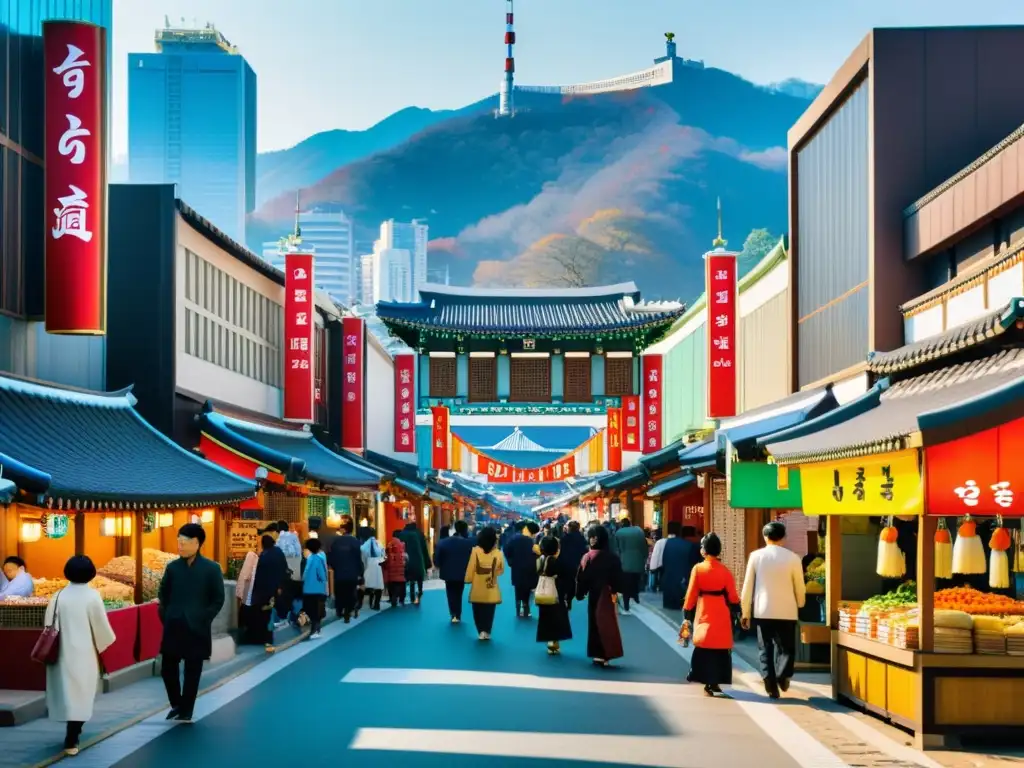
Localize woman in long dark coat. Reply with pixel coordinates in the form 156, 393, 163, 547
251, 534, 288, 651
536, 536, 572, 654
575, 525, 624, 666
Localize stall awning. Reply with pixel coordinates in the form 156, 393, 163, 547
598, 463, 649, 492
718, 386, 838, 459
639, 439, 684, 473
677, 439, 717, 471
0, 376, 256, 509
0, 479, 16, 505
646, 471, 695, 499
199, 408, 389, 489
765, 348, 1024, 464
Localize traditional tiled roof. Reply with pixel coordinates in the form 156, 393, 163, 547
646, 471, 696, 499
765, 348, 1024, 464
199, 408, 390, 489
868, 298, 1024, 375
376, 283, 685, 338
0, 479, 16, 505
639, 439, 685, 473
678, 439, 718, 469
0, 376, 256, 509
598, 463, 649, 492
718, 386, 838, 459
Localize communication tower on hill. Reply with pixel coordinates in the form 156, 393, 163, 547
497, 0, 516, 117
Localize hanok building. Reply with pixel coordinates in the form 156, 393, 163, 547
375, 283, 685, 505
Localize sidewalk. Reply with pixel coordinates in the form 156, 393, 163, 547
637, 595, 1024, 768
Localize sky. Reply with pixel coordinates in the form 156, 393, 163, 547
111, 0, 1024, 156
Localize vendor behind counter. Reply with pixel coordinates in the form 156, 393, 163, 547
0, 557, 34, 599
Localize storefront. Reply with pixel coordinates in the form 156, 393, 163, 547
0, 375, 256, 691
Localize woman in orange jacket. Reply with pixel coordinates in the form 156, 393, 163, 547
682, 532, 740, 697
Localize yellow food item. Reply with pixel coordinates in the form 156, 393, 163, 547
95, 559, 160, 600
805, 581, 825, 595
934, 609, 974, 630
32, 578, 69, 598
972, 615, 1005, 633
142, 548, 177, 573
88, 575, 133, 601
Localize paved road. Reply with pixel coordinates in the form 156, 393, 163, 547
72, 576, 827, 768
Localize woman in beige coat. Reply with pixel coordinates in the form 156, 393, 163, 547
465, 526, 504, 641
46, 555, 116, 756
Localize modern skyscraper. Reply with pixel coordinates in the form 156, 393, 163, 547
359, 253, 375, 305
262, 207, 356, 304
378, 219, 428, 297
367, 243, 413, 304
128, 21, 256, 243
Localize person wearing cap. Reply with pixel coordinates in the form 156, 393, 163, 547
157, 523, 225, 722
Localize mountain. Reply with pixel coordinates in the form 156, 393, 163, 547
250, 64, 814, 300
766, 78, 824, 100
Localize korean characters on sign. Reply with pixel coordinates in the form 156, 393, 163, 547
394, 354, 417, 453
282, 253, 316, 422
431, 406, 450, 470
641, 355, 663, 454
341, 317, 366, 452
606, 407, 623, 472
705, 252, 737, 418
44, 22, 108, 334
622, 395, 640, 451
925, 419, 1024, 515
801, 451, 923, 516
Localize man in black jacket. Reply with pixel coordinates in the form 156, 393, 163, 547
158, 523, 225, 722
504, 521, 540, 618
556, 520, 588, 611
433, 519, 474, 623
328, 517, 364, 622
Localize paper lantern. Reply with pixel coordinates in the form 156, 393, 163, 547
952, 516, 986, 575
157, 512, 174, 528
934, 518, 953, 580
876, 519, 905, 578
989, 518, 1011, 589
200, 508, 215, 524
20, 521, 42, 543
100, 515, 132, 537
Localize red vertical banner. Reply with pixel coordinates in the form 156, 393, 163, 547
394, 353, 417, 453
607, 407, 623, 472
431, 406, 450, 470
44, 21, 108, 334
642, 355, 663, 454
341, 317, 365, 452
622, 395, 640, 452
283, 252, 316, 422
705, 251, 738, 418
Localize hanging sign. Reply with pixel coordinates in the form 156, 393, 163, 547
799, 450, 923, 516
228, 520, 260, 559
283, 252, 316, 422
477, 454, 577, 484
394, 353, 417, 453
431, 405, 450, 470
642, 355, 663, 454
41, 513, 70, 540
44, 21, 108, 335
622, 395, 640, 451
341, 317, 365, 451
607, 407, 623, 472
925, 416, 1024, 516
705, 250, 738, 418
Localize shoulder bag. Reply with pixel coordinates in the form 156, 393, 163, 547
31, 591, 62, 665
535, 557, 558, 606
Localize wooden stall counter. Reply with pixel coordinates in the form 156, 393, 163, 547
834, 631, 1024, 749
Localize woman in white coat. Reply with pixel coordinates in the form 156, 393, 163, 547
360, 527, 386, 611
45, 555, 116, 756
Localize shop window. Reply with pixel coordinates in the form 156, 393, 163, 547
605, 356, 634, 397
429, 357, 457, 398
510, 357, 551, 402
563, 357, 592, 403
469, 357, 497, 402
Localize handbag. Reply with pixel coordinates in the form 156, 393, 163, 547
31, 591, 62, 665
535, 558, 558, 606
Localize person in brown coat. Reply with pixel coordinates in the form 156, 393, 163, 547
384, 530, 407, 606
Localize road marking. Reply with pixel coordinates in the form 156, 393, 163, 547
631, 604, 850, 768
342, 667, 703, 698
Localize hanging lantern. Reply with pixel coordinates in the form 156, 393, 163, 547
157, 511, 174, 528
200, 508, 215, 524
41, 513, 70, 540
989, 516, 1011, 589
953, 514, 986, 575
934, 518, 953, 580
20, 520, 42, 543
876, 517, 905, 578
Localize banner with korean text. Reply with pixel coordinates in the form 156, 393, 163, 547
622, 395, 640, 452
606, 407, 623, 472
641, 355, 663, 454
925, 415, 1024, 516
44, 21, 107, 334
431, 406, 450, 470
705, 250, 737, 418
283, 252, 315, 422
394, 353, 417, 453
477, 455, 576, 484
341, 317, 365, 452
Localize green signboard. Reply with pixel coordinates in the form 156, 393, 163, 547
728, 461, 802, 509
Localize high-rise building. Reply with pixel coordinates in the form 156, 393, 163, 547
0, 0, 113, 382
369, 245, 413, 304
128, 21, 256, 243
359, 253, 375, 306
261, 207, 356, 304
378, 219, 428, 297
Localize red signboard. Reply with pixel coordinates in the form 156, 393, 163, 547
705, 251, 738, 418
477, 454, 576, 484
394, 353, 416, 453
622, 395, 640, 452
283, 252, 315, 422
431, 406, 450, 470
341, 317, 365, 451
44, 22, 108, 335
925, 416, 1024, 516
607, 407, 623, 472
642, 355, 663, 454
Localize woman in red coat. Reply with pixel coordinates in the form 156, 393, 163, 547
682, 532, 740, 696
385, 530, 407, 607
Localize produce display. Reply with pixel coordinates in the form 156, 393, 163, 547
29, 575, 134, 603
934, 586, 1024, 616
98, 555, 163, 601
861, 581, 917, 611
805, 557, 825, 595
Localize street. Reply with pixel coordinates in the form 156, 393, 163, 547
61, 577, 833, 768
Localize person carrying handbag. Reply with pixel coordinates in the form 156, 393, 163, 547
465, 526, 505, 640
42, 556, 116, 756
535, 536, 572, 654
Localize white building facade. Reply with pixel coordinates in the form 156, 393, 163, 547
378, 219, 428, 297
